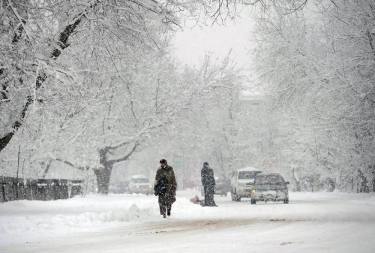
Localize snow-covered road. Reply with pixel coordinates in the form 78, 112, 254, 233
1, 190, 375, 252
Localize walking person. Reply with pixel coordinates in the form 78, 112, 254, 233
201, 162, 217, 207
154, 159, 177, 218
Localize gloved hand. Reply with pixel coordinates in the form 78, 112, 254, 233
154, 191, 158, 196
171, 194, 176, 203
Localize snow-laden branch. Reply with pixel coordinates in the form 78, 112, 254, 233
54, 157, 93, 171
0, 1, 99, 153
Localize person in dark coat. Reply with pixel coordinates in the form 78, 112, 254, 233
154, 159, 177, 218
201, 162, 217, 207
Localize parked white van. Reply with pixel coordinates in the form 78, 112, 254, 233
230, 167, 262, 201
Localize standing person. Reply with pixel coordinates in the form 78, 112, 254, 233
201, 162, 217, 207
154, 159, 177, 218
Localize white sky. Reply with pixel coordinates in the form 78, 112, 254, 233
172, 13, 254, 68
172, 11, 260, 98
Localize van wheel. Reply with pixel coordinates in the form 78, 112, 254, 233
235, 189, 241, 201
251, 199, 256, 204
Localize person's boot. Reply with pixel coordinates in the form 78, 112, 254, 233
167, 205, 171, 216
160, 205, 166, 218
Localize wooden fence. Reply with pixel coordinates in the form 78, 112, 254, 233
0, 176, 83, 203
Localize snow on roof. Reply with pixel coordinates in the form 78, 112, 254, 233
257, 172, 281, 176
131, 175, 148, 178
237, 167, 261, 172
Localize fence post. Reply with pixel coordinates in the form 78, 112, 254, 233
71, 180, 83, 198
0, 176, 5, 203
16, 178, 25, 200
37, 179, 48, 200
59, 179, 69, 199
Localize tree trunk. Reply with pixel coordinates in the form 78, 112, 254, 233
94, 165, 112, 194
358, 169, 369, 193
292, 168, 301, 192
53, 143, 138, 195
93, 148, 117, 195
94, 143, 138, 194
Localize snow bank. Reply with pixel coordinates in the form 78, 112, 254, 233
1, 190, 375, 248
1, 206, 143, 234
0, 194, 158, 238
0, 192, 207, 240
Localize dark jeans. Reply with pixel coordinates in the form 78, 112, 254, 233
158, 194, 174, 216
204, 185, 216, 206
159, 203, 171, 216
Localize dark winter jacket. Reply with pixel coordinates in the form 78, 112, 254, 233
201, 167, 215, 186
155, 165, 177, 197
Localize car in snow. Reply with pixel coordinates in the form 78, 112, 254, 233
214, 179, 231, 196
230, 167, 262, 201
250, 173, 289, 204
109, 182, 129, 194
127, 175, 153, 195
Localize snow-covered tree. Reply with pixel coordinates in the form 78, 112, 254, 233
250, 0, 375, 191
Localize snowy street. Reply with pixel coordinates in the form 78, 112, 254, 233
2, 1, 375, 252
1, 190, 375, 253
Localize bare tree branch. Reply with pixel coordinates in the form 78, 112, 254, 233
108, 142, 139, 164
54, 158, 92, 171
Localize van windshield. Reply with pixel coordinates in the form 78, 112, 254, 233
132, 178, 149, 183
238, 171, 261, 179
